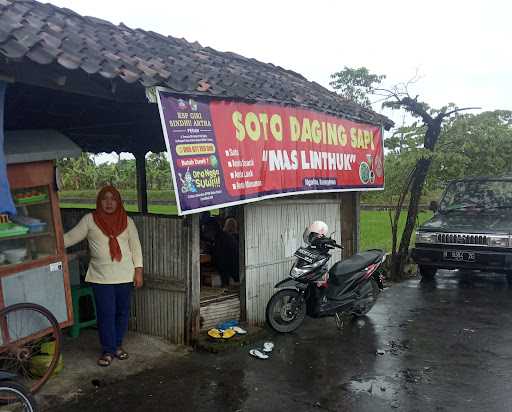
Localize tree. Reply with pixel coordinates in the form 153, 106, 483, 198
380, 94, 478, 279
430, 110, 512, 184
146, 152, 172, 190
57, 153, 97, 190
95, 161, 116, 188
329, 67, 386, 109
381, 127, 423, 257
115, 158, 137, 189
330, 66, 480, 280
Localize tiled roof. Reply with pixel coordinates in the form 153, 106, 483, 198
0, 0, 393, 128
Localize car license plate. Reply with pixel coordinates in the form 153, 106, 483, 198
444, 250, 476, 262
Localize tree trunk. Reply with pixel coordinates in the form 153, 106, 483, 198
389, 209, 398, 255
391, 157, 431, 280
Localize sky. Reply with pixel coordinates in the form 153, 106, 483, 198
46, 0, 511, 161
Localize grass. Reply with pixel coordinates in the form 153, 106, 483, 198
60, 203, 179, 215
360, 210, 433, 252
60, 202, 431, 252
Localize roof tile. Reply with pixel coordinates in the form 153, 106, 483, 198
39, 31, 62, 49
118, 67, 141, 83
12, 26, 40, 49
26, 42, 57, 64
57, 52, 82, 69
80, 57, 102, 74
0, 37, 28, 58
0, 29, 10, 43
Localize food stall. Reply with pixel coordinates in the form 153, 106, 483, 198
0, 130, 81, 327
0, 0, 393, 345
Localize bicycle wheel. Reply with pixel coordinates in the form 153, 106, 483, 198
0, 303, 61, 394
0, 380, 38, 411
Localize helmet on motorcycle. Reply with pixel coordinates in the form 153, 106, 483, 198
303, 221, 329, 245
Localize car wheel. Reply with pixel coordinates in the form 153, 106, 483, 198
419, 265, 437, 280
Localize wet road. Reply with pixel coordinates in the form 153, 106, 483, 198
52, 271, 512, 411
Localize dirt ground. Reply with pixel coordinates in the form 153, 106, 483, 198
37, 328, 190, 409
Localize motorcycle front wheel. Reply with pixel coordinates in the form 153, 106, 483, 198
0, 380, 38, 412
266, 289, 306, 333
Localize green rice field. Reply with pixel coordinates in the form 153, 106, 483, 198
60, 202, 179, 215
60, 202, 431, 252
359, 210, 432, 252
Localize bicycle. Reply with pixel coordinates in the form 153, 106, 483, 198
0, 303, 62, 395
0, 371, 38, 411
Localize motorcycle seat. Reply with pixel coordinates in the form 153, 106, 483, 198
329, 250, 384, 280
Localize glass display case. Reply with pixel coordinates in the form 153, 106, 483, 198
0, 160, 72, 328
0, 186, 56, 267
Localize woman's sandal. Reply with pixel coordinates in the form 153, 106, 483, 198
115, 348, 129, 360
97, 353, 114, 367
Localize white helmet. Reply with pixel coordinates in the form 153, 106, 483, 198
303, 221, 329, 245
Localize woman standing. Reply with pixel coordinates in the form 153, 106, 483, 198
64, 186, 143, 367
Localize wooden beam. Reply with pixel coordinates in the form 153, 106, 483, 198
143, 276, 186, 293
185, 214, 201, 344
135, 151, 148, 214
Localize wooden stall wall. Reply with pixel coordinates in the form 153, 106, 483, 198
61, 209, 199, 345
243, 195, 343, 326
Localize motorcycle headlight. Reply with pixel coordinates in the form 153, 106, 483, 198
290, 259, 327, 278
290, 264, 310, 278
488, 235, 510, 248
415, 231, 437, 244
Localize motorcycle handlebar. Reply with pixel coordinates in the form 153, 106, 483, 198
312, 236, 344, 250
325, 237, 344, 249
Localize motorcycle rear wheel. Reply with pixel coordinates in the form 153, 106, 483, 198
266, 289, 306, 333
353, 278, 380, 316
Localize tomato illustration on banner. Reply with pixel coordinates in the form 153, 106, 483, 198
156, 88, 385, 215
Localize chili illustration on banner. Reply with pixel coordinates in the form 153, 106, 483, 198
156, 89, 384, 215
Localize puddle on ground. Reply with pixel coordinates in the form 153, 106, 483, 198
347, 376, 398, 401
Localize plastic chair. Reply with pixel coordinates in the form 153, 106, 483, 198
69, 285, 97, 338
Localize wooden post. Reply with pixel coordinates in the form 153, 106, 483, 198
135, 151, 148, 214
353, 192, 360, 252
341, 192, 359, 257
238, 206, 246, 322
185, 214, 201, 344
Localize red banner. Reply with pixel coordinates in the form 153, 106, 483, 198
157, 90, 384, 215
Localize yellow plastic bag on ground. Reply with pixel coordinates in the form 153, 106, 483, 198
30, 340, 63, 377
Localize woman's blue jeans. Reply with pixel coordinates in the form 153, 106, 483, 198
92, 283, 132, 355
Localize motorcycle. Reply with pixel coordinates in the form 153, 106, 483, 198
265, 222, 386, 333
0, 371, 38, 411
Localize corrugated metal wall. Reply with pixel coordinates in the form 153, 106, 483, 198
243, 196, 343, 325
61, 209, 195, 345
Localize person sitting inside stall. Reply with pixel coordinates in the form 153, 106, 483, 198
63, 186, 143, 367
211, 219, 239, 287
223, 217, 239, 241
